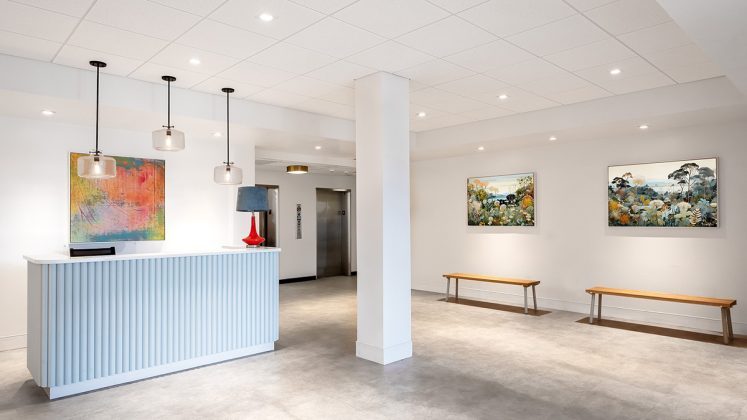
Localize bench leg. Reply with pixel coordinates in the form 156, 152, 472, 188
455, 279, 459, 302
721, 308, 731, 344
727, 308, 734, 340
532, 285, 537, 313
597, 294, 602, 321
523, 287, 528, 314
589, 293, 596, 324
445, 278, 450, 302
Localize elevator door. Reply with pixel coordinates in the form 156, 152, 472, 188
316, 189, 349, 278
257, 185, 278, 247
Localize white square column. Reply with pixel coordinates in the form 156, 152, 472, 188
354, 72, 412, 365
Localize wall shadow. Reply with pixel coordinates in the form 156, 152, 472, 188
440, 297, 551, 316
576, 317, 745, 347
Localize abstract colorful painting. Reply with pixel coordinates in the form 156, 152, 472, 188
608, 158, 717, 227
468, 173, 535, 226
70, 153, 165, 242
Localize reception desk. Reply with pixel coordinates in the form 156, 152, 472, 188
24, 248, 280, 399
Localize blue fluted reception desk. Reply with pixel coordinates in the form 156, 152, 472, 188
23, 248, 280, 399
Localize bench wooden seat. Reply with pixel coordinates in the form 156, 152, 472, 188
586, 286, 737, 344
443, 273, 540, 314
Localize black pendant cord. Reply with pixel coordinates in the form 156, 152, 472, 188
95, 64, 100, 154
225, 89, 230, 165
166, 78, 171, 129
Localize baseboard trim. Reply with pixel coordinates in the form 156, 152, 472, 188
280, 276, 317, 284
0, 334, 27, 352
356, 340, 412, 365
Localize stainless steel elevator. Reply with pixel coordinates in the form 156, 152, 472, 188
257, 185, 278, 247
316, 188, 351, 278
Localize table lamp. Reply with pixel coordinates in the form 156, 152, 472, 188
236, 186, 270, 247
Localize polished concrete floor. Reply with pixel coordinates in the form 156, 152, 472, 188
1, 276, 746, 419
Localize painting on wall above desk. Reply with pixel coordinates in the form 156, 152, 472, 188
70, 152, 165, 242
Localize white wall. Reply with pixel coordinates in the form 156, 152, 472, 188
0, 114, 255, 351
255, 169, 356, 280
411, 120, 747, 334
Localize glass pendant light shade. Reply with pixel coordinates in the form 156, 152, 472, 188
152, 128, 185, 151
213, 164, 243, 185
77, 153, 116, 179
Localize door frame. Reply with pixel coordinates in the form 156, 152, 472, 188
316, 188, 352, 277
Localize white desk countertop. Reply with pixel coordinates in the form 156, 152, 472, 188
24, 247, 281, 264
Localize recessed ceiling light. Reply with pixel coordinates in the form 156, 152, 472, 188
189, 57, 201, 66
609, 68, 621, 75
315, 145, 322, 150
213, 131, 222, 137
329, 168, 335, 172
477, 146, 485, 151
498, 94, 508, 100
259, 13, 274, 22
417, 111, 427, 118
41, 109, 55, 116
639, 124, 649, 130
549, 136, 557, 141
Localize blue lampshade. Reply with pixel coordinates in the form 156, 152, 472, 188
236, 186, 269, 212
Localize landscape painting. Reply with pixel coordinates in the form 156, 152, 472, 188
608, 158, 717, 227
468, 173, 535, 226
70, 153, 165, 242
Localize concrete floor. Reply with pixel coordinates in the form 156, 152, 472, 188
1, 276, 746, 419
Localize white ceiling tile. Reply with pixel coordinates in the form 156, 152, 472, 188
288, 0, 358, 14
334, 0, 449, 38
436, 74, 509, 97
151, 44, 239, 75
541, 84, 611, 104
317, 86, 355, 105
443, 39, 534, 72
306, 60, 375, 87
410, 88, 488, 113
601, 71, 673, 94
493, 88, 559, 112
563, 0, 615, 11
294, 98, 354, 119
251, 89, 309, 107
12, 0, 95, 17
68, 21, 168, 60
458, 0, 576, 37
411, 113, 472, 131
409, 104, 450, 122
0, 1, 78, 42
575, 57, 674, 93
274, 76, 342, 97
396, 16, 496, 58
507, 15, 608, 56
544, 38, 635, 72
53, 45, 143, 76
484, 58, 567, 85
0, 29, 61, 61
618, 21, 692, 55
347, 41, 433, 72
643, 44, 722, 83
584, 0, 671, 35
86, 0, 200, 41
130, 62, 209, 87
426, 0, 490, 13
396, 59, 474, 86
458, 106, 514, 121
219, 60, 297, 87
285, 18, 385, 58
149, 0, 225, 16
249, 42, 337, 73
517, 72, 591, 96
191, 77, 265, 98
177, 20, 276, 60
209, 0, 324, 40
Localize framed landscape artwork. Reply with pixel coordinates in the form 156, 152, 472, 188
70, 153, 166, 242
468, 173, 535, 226
608, 158, 717, 227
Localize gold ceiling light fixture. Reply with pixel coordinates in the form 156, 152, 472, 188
286, 165, 309, 174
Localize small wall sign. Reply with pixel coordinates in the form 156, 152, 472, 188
296, 204, 302, 239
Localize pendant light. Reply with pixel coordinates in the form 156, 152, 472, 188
213, 87, 243, 185
286, 165, 309, 174
77, 61, 116, 179
152, 75, 185, 151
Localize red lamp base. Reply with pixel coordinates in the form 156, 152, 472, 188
242, 213, 265, 247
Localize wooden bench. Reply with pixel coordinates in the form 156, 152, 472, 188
443, 273, 540, 314
586, 286, 737, 344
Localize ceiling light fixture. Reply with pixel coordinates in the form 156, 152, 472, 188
213, 87, 242, 185
498, 94, 508, 100
152, 75, 185, 151
77, 61, 116, 180
41, 109, 55, 116
315, 145, 322, 150
477, 146, 485, 151
639, 124, 649, 130
417, 111, 427, 118
329, 169, 335, 172
549, 136, 557, 141
610, 68, 621, 75
259, 13, 274, 22
213, 131, 222, 137
189, 57, 201, 66
287, 165, 308, 174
